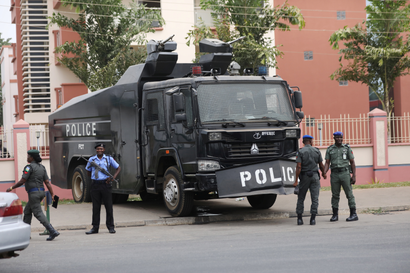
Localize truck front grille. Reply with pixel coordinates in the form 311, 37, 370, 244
227, 142, 281, 157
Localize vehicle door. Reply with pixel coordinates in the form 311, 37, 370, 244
142, 90, 167, 174
118, 90, 140, 190
168, 87, 196, 165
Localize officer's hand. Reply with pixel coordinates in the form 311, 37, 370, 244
293, 181, 298, 187
6, 188, 11, 192
350, 176, 356, 185
322, 172, 327, 179
106, 177, 112, 184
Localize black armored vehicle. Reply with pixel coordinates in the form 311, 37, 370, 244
48, 36, 304, 216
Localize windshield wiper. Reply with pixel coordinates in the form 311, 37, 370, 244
268, 119, 288, 126
248, 117, 288, 126
206, 119, 245, 127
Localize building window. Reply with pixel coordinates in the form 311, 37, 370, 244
339, 80, 348, 86
304, 51, 313, 60
305, 117, 315, 127
337, 11, 346, 20
138, 0, 161, 27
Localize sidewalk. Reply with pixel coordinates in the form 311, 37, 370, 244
30, 187, 410, 232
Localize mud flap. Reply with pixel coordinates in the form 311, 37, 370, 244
215, 159, 296, 198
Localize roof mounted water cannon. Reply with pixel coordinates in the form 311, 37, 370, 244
146, 34, 178, 76
198, 36, 245, 75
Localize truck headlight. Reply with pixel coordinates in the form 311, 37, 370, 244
208, 132, 222, 141
286, 130, 297, 138
198, 160, 221, 171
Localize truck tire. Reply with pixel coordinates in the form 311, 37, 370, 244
163, 166, 194, 217
71, 165, 91, 203
247, 194, 277, 209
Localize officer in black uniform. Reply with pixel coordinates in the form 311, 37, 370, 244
85, 143, 121, 235
6, 149, 60, 241
293, 135, 326, 225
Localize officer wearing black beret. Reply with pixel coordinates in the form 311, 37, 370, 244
323, 131, 358, 222
85, 143, 121, 234
6, 149, 60, 241
293, 135, 326, 225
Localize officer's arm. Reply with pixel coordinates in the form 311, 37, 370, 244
44, 179, 55, 198
108, 166, 121, 182
293, 163, 301, 187
6, 178, 27, 192
323, 159, 330, 176
349, 159, 356, 184
319, 161, 327, 179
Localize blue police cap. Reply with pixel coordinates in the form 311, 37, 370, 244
302, 135, 313, 139
333, 131, 343, 136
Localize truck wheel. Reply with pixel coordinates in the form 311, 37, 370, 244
163, 166, 194, 217
71, 165, 91, 203
247, 194, 277, 209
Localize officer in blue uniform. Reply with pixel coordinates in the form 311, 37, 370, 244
293, 135, 326, 225
323, 131, 358, 222
6, 149, 60, 241
85, 143, 121, 234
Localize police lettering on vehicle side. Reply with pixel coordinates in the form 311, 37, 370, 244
65, 123, 97, 137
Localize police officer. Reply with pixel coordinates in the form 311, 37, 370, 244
323, 131, 358, 222
6, 149, 60, 241
293, 135, 326, 225
85, 143, 121, 234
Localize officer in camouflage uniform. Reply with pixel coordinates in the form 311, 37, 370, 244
293, 135, 326, 225
6, 149, 60, 241
323, 131, 358, 222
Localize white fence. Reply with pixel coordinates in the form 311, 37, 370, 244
29, 124, 49, 157
0, 127, 13, 158
390, 112, 410, 143
300, 114, 371, 146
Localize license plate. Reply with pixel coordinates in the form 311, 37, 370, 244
216, 160, 296, 198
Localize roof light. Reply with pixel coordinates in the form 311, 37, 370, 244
192, 66, 202, 76
243, 68, 253, 75
258, 66, 267, 76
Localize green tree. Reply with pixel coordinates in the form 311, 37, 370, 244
186, 0, 305, 72
329, 0, 410, 121
49, 0, 164, 91
0, 33, 12, 126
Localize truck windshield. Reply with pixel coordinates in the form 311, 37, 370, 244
197, 83, 295, 124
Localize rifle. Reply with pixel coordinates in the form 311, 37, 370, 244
78, 155, 119, 188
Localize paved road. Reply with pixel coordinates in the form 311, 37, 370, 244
3, 211, 410, 273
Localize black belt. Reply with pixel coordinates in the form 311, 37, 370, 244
331, 167, 349, 173
92, 179, 107, 184
27, 187, 45, 193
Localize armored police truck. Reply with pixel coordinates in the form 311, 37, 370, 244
48, 36, 304, 217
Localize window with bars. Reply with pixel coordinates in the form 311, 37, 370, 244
339, 80, 348, 86
337, 11, 346, 20
305, 117, 315, 127
304, 51, 313, 60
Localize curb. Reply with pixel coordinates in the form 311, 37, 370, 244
30, 205, 409, 232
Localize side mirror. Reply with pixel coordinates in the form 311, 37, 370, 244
296, 111, 304, 119
293, 91, 303, 109
173, 93, 185, 112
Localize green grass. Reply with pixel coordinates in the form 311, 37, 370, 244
22, 199, 76, 207
362, 207, 389, 215
321, 181, 410, 191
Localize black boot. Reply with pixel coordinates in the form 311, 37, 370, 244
86, 227, 99, 235
330, 207, 338, 222
45, 224, 60, 241
310, 214, 316, 225
297, 214, 303, 225
346, 208, 359, 221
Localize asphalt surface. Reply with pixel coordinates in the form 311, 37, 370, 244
29, 187, 410, 232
